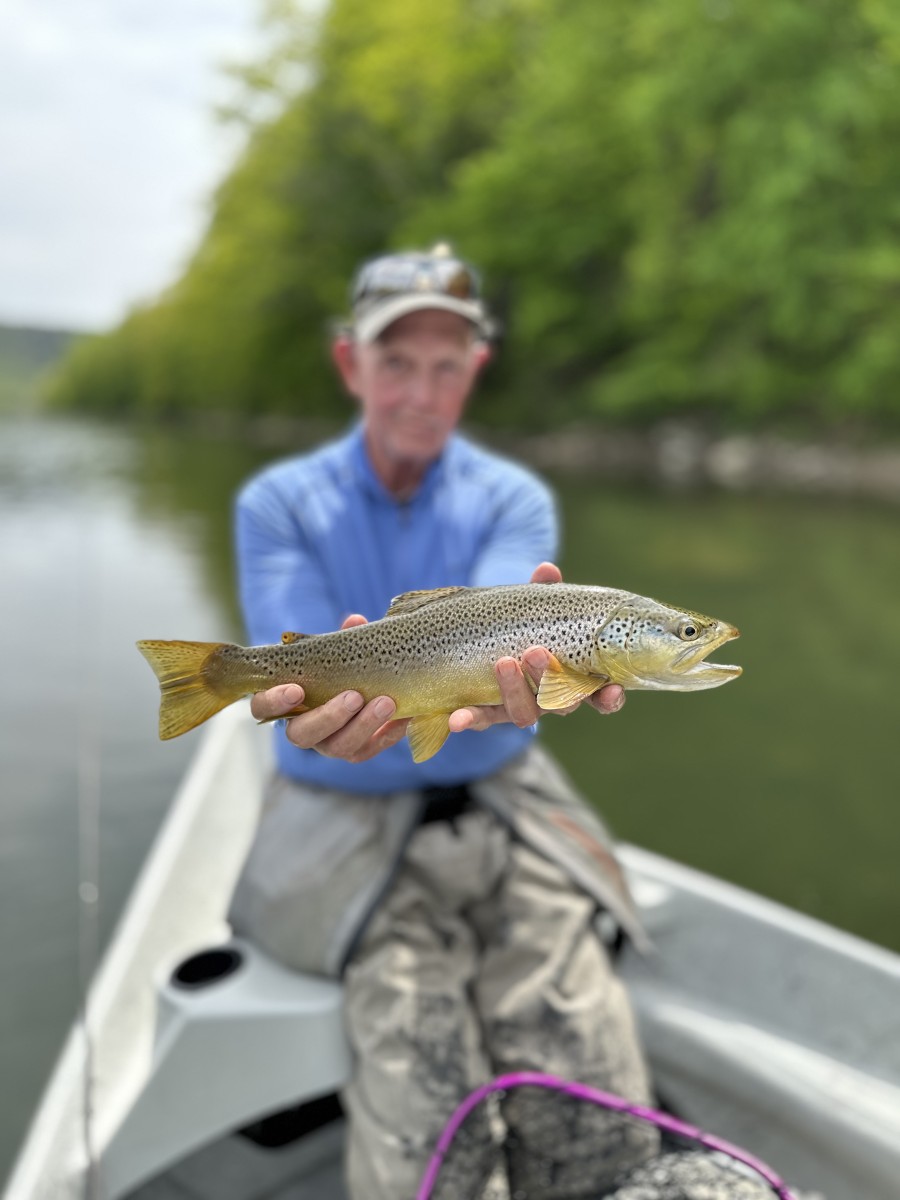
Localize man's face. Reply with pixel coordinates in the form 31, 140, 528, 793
336, 309, 486, 477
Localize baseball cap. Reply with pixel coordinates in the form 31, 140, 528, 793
349, 244, 493, 342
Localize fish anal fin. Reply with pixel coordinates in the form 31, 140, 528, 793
407, 713, 451, 762
537, 654, 606, 711
385, 586, 471, 618
281, 631, 309, 644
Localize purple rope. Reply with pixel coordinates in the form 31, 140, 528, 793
416, 1071, 797, 1200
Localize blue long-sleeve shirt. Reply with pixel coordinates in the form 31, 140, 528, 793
235, 423, 558, 793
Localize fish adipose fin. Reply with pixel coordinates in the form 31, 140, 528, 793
385, 586, 471, 617
537, 654, 607, 710
136, 640, 239, 740
407, 713, 452, 762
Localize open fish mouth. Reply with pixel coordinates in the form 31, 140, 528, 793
675, 622, 742, 682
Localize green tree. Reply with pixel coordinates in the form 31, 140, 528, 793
419, 0, 900, 425
48, 0, 900, 429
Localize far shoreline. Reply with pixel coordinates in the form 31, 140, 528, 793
16, 405, 900, 507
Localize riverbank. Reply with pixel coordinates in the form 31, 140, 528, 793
508, 421, 900, 504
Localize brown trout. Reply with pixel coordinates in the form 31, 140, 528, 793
137, 582, 741, 762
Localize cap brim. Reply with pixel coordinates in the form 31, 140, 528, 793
353, 294, 489, 342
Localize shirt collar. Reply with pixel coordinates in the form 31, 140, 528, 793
348, 421, 451, 505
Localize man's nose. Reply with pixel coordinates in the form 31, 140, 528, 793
406, 372, 438, 407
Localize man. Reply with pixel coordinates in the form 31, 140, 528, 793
227, 246, 770, 1200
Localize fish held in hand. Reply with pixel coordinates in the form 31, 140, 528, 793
137, 582, 741, 762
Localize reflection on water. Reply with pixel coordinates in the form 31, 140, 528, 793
546, 479, 900, 948
2, 412, 899, 1180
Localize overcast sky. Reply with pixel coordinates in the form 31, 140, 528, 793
0, 0, 261, 332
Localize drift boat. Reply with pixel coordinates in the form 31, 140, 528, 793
5, 705, 900, 1200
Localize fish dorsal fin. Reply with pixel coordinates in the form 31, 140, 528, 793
281, 631, 309, 644
407, 713, 452, 762
385, 586, 470, 618
537, 654, 607, 711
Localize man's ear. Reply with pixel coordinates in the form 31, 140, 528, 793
473, 341, 493, 371
331, 335, 360, 394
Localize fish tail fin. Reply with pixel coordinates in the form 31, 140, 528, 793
137, 640, 239, 740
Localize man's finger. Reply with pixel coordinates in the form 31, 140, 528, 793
250, 683, 306, 721
530, 561, 562, 585
448, 704, 506, 734
290, 694, 396, 755
495, 656, 542, 727
588, 684, 626, 714
521, 646, 550, 688
341, 613, 368, 629
282, 690, 365, 748
341, 718, 410, 763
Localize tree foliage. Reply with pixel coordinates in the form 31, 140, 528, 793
49, 0, 900, 428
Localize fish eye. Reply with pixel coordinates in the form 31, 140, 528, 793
678, 621, 700, 641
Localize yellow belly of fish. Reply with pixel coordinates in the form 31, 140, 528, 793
297, 657, 504, 761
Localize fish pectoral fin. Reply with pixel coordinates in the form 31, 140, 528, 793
385, 586, 472, 617
281, 631, 309, 644
537, 655, 607, 711
407, 713, 451, 763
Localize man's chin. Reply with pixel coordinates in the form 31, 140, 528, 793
394, 430, 449, 461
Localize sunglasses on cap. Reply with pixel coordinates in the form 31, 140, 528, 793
351, 247, 482, 310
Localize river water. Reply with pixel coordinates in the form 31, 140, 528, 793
2, 411, 898, 1181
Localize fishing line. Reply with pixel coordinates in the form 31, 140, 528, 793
76, 692, 101, 1197
75, 505, 103, 1199
416, 1071, 798, 1200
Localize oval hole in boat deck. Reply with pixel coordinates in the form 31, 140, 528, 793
171, 945, 244, 989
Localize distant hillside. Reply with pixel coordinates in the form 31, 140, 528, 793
0, 323, 79, 409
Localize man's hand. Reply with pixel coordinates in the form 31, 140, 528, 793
249, 613, 408, 764
447, 561, 625, 735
